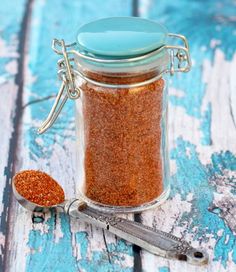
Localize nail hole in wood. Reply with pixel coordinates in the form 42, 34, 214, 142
194, 251, 204, 258
178, 254, 187, 261
32, 214, 44, 224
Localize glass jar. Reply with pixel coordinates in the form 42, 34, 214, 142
38, 17, 191, 213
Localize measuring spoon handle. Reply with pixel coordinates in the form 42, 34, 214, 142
65, 199, 208, 266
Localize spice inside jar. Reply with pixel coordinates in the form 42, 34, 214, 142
77, 71, 167, 207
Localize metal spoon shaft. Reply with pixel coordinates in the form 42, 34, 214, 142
65, 199, 208, 266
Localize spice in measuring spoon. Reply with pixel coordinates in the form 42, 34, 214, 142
13, 170, 65, 206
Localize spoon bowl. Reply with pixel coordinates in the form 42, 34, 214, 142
12, 174, 64, 212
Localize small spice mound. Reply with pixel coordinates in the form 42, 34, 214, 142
13, 170, 65, 206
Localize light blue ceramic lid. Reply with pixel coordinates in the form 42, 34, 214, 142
76, 17, 168, 58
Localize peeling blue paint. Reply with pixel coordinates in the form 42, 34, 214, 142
170, 138, 209, 198
27, 213, 132, 272
139, 5, 236, 264
0, 0, 26, 76
142, 0, 236, 146
170, 137, 236, 267
200, 103, 212, 145
158, 267, 170, 272
75, 232, 132, 272
27, 213, 78, 272
25, 0, 133, 159
142, 0, 236, 60
0, 0, 26, 43
210, 151, 236, 175
25, 1, 134, 271
169, 65, 206, 119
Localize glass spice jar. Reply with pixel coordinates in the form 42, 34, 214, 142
38, 17, 191, 213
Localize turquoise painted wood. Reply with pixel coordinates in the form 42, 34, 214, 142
139, 0, 236, 271
0, 0, 235, 271
0, 0, 27, 269
4, 1, 135, 272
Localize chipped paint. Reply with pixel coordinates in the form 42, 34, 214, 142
26, 214, 133, 272
158, 267, 170, 272
13, 0, 135, 271
171, 138, 236, 268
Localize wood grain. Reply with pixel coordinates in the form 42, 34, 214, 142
138, 0, 236, 271
0, 0, 28, 269
4, 1, 135, 272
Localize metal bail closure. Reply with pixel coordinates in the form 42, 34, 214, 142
38, 39, 80, 134
166, 33, 191, 76
38, 32, 191, 134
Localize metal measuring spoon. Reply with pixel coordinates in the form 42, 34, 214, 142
12, 172, 208, 266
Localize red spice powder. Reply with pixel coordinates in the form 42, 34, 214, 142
13, 170, 65, 206
81, 72, 165, 206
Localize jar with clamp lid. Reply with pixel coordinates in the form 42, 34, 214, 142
38, 17, 191, 213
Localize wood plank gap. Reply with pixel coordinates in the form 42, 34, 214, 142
2, 0, 34, 271
132, 0, 139, 17
132, 2, 143, 270
229, 95, 236, 130
22, 94, 57, 109
133, 213, 142, 272
102, 230, 112, 264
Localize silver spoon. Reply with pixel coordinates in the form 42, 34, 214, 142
12, 173, 208, 266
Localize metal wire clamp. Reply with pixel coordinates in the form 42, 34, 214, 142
38, 34, 191, 134
38, 39, 80, 134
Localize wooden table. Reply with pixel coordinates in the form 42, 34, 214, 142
1, 0, 235, 271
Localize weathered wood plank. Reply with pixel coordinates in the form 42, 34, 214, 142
5, 1, 135, 272
138, 0, 236, 271
0, 0, 29, 270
